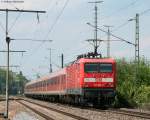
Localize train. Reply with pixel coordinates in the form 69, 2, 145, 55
24, 55, 116, 106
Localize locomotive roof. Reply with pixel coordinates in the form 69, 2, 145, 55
76, 58, 116, 63
26, 68, 66, 86
65, 58, 115, 67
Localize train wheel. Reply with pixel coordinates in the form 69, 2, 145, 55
79, 97, 86, 107
75, 96, 80, 105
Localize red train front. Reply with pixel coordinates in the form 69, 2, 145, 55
66, 58, 116, 105
25, 57, 116, 106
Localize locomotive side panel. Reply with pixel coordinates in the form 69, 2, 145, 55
66, 63, 83, 95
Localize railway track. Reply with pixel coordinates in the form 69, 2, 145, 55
17, 99, 88, 120
17, 97, 150, 120
17, 101, 54, 120
0, 96, 22, 101
107, 109, 150, 119
88, 107, 150, 119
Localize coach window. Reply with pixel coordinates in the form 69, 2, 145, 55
55, 77, 57, 85
40, 82, 42, 87
43, 82, 44, 87
56, 78, 58, 85
42, 82, 44, 87
48, 79, 51, 85
44, 81, 46, 87
51, 79, 54, 85
54, 77, 57, 85
49, 78, 51, 85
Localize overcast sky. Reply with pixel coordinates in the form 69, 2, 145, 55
0, 0, 149, 79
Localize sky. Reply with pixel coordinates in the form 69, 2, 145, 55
0, 0, 149, 80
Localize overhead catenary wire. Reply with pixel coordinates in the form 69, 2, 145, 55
47, 0, 59, 16
27, 0, 69, 53
8, 12, 22, 32
101, 0, 140, 20
17, 0, 60, 68
87, 23, 135, 46
111, 20, 130, 32
0, 13, 6, 32
3, 3, 24, 34
100, 0, 141, 33
112, 7, 150, 32
0, 21, 5, 32
20, 0, 70, 69
32, 0, 59, 37
140, 8, 150, 16
45, 0, 70, 38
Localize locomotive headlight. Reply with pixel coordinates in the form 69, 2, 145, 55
84, 78, 96, 82
102, 78, 113, 82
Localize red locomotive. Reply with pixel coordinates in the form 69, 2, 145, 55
25, 56, 116, 106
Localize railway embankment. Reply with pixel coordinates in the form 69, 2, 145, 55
0, 100, 45, 120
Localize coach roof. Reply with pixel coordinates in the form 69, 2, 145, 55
26, 68, 66, 86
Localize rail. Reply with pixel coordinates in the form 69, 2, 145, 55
17, 101, 55, 120
108, 109, 150, 119
18, 99, 88, 120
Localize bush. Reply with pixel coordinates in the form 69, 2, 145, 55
115, 58, 150, 107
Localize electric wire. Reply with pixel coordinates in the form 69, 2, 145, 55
20, 0, 70, 68
30, 0, 60, 43
6, 0, 23, 33
32, 0, 57, 37
0, 21, 5, 32
111, 20, 130, 32
8, 12, 22, 33
18, 0, 60, 68
140, 8, 150, 16
111, 7, 150, 32
47, 0, 58, 14
102, 0, 140, 20
45, 0, 70, 38
7, 2, 26, 72
64, 44, 90, 62
30, 0, 70, 54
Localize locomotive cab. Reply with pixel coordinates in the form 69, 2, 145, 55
83, 62, 115, 88
80, 58, 116, 105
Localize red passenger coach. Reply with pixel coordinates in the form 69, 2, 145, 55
25, 57, 116, 106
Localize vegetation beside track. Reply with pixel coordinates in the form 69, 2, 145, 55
115, 58, 150, 109
0, 69, 28, 95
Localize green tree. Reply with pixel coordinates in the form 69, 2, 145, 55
115, 58, 150, 108
0, 69, 28, 95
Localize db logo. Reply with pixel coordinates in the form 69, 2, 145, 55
96, 78, 102, 82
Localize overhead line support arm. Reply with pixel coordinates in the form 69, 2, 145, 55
87, 23, 135, 46
0, 9, 46, 13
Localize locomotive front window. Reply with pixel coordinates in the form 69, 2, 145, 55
99, 63, 112, 73
84, 63, 99, 73
85, 63, 112, 73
